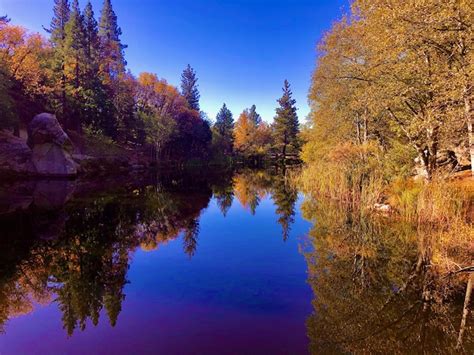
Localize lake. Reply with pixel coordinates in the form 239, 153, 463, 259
0, 169, 471, 354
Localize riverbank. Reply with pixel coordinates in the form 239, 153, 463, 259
0, 113, 154, 181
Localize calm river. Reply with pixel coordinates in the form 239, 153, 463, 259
0, 169, 471, 354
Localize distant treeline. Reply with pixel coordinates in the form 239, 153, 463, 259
0, 0, 300, 165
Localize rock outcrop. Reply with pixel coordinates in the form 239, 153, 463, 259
0, 131, 36, 177
27, 113, 78, 177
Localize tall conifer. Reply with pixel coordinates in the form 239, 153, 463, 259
248, 104, 262, 126
214, 103, 234, 153
98, 0, 126, 82
49, 0, 70, 46
63, 0, 87, 130
273, 80, 300, 161
180, 64, 200, 111
49, 0, 70, 122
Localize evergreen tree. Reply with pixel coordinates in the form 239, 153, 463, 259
64, 0, 87, 130
83, 1, 99, 67
82, 1, 112, 130
180, 64, 200, 111
248, 104, 262, 126
97, 0, 129, 139
273, 80, 300, 161
48, 0, 70, 122
48, 0, 70, 46
215, 103, 234, 137
213, 103, 234, 155
98, 0, 126, 83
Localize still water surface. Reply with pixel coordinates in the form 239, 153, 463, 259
0, 169, 471, 354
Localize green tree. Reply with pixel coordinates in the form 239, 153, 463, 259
248, 104, 262, 126
48, 0, 70, 122
48, 0, 70, 46
180, 64, 200, 111
98, 0, 126, 83
82, 1, 112, 131
98, 0, 127, 138
273, 80, 300, 162
213, 103, 234, 154
63, 0, 87, 131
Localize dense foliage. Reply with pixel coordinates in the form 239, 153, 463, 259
1, 1, 305, 166
0, 1, 213, 162
303, 0, 473, 181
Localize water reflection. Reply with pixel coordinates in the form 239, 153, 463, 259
0, 169, 471, 354
302, 197, 473, 354
0, 168, 298, 338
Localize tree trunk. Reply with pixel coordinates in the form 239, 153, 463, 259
363, 108, 368, 143
456, 272, 473, 350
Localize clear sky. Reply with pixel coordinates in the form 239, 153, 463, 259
0, 0, 349, 122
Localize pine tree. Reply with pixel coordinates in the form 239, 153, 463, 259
273, 80, 300, 162
248, 104, 262, 126
215, 103, 234, 137
49, 0, 70, 46
214, 103, 234, 154
82, 1, 111, 130
48, 0, 70, 123
98, 0, 126, 83
180, 64, 200, 111
64, 0, 90, 131
83, 1, 99, 68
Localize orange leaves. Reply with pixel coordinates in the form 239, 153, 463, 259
234, 110, 254, 151
234, 110, 273, 157
0, 23, 52, 96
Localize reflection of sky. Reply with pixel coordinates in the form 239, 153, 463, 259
1, 194, 313, 354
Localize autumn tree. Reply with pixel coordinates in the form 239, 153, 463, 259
305, 1, 473, 180
234, 105, 273, 163
273, 80, 300, 163
180, 64, 200, 111
234, 109, 254, 154
0, 17, 16, 130
136, 72, 179, 158
0, 21, 53, 132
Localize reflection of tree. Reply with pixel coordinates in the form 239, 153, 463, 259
272, 173, 297, 241
0, 169, 217, 335
302, 198, 474, 354
213, 180, 234, 217
233, 168, 298, 241
183, 218, 199, 258
233, 170, 272, 215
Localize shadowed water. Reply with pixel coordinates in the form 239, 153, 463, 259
0, 169, 471, 354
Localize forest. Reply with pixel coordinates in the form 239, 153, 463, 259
0, 0, 300, 168
300, 0, 472, 218
0, 0, 472, 352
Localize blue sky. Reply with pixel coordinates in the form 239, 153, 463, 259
0, 0, 349, 122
